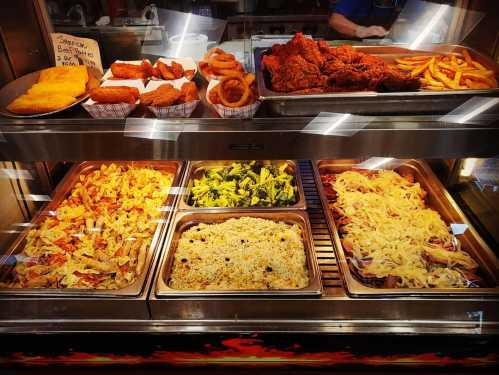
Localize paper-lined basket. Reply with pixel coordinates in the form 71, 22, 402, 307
82, 80, 144, 119
144, 78, 199, 118
206, 79, 261, 119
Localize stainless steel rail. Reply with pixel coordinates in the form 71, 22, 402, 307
1, 117, 499, 160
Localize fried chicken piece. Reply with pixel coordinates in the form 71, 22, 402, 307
110, 61, 151, 79
140, 84, 183, 107
264, 34, 420, 93
152, 86, 181, 107
377, 66, 421, 92
270, 55, 327, 93
323, 45, 420, 92
268, 32, 324, 68
141, 60, 155, 78
184, 69, 196, 80
90, 86, 139, 104
179, 81, 198, 103
157, 61, 176, 80
171, 61, 184, 79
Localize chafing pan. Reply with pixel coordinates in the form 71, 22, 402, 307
255, 44, 499, 116
0, 160, 184, 297
177, 160, 306, 211
155, 210, 322, 297
314, 159, 499, 297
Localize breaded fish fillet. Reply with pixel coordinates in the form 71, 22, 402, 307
38, 65, 89, 84
28, 80, 87, 98
7, 94, 77, 114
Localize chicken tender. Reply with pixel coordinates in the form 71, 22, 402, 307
156, 61, 186, 80
179, 81, 199, 103
7, 93, 77, 114
90, 86, 140, 104
110, 61, 150, 79
157, 61, 176, 80
150, 85, 181, 107
171, 61, 184, 79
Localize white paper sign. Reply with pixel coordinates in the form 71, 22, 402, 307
51, 33, 103, 73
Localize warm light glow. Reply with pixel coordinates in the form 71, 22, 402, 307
174, 13, 193, 58
455, 98, 499, 124
356, 157, 395, 170
460, 158, 478, 177
0, 169, 33, 180
323, 114, 351, 135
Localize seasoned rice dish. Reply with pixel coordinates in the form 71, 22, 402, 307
169, 217, 309, 290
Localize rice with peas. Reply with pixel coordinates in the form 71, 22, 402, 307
168, 217, 309, 290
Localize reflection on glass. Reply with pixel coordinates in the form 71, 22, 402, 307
440, 97, 499, 125
0, 169, 33, 180
302, 112, 371, 137
408, 4, 450, 49
17, 194, 51, 202
354, 157, 396, 170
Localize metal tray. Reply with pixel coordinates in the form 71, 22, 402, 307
155, 210, 322, 297
177, 160, 306, 211
314, 159, 499, 297
0, 160, 184, 298
255, 44, 499, 116
0, 67, 101, 119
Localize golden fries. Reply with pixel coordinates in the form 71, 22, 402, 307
395, 49, 498, 91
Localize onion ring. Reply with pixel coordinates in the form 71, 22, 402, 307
204, 47, 224, 61
244, 73, 256, 86
215, 53, 236, 62
210, 57, 238, 70
212, 67, 244, 78
217, 76, 250, 108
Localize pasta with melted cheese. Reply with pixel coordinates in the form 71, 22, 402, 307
323, 170, 479, 288
2, 163, 174, 289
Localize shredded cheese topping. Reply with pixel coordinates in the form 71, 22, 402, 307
330, 170, 477, 288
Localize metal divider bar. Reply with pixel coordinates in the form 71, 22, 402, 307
298, 161, 343, 295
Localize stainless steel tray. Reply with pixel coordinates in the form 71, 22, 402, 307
155, 210, 322, 297
0, 160, 184, 298
255, 44, 499, 116
314, 159, 499, 297
177, 160, 306, 211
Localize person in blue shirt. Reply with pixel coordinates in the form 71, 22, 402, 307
329, 0, 408, 39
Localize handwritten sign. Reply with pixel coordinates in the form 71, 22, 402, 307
51, 33, 103, 73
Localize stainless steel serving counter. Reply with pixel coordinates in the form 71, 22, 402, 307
1, 161, 498, 336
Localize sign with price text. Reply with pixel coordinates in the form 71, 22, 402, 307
51, 33, 103, 73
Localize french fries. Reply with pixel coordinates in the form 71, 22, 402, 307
395, 49, 498, 91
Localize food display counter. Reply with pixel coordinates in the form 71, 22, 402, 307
0, 0, 499, 372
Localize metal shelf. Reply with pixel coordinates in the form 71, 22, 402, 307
1, 116, 499, 160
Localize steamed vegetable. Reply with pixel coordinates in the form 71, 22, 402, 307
189, 161, 297, 208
